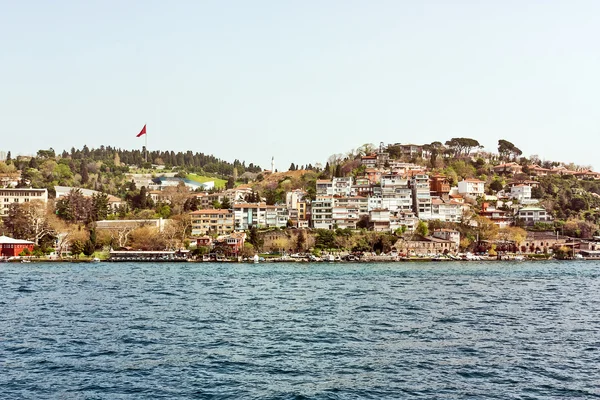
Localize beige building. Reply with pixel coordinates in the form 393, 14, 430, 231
0, 188, 48, 217
190, 209, 235, 236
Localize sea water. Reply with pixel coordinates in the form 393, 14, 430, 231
1, 261, 599, 399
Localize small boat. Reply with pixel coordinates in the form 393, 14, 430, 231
20, 259, 31, 263
253, 254, 259, 264
91, 257, 101, 263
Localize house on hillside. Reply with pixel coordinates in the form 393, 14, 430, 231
516, 206, 553, 225
457, 179, 485, 198
493, 162, 523, 175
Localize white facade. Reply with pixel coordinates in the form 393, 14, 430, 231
332, 177, 353, 197
316, 180, 333, 196
411, 174, 432, 219
311, 196, 334, 229
233, 204, 287, 230
510, 185, 532, 202
516, 207, 552, 224
457, 179, 485, 197
431, 198, 462, 223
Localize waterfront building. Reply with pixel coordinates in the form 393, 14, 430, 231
0, 188, 48, 217
233, 203, 287, 231
311, 196, 334, 229
0, 235, 34, 257
190, 209, 235, 236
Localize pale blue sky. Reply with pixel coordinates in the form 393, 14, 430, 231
1, 1, 599, 170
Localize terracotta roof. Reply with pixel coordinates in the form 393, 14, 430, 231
190, 209, 232, 215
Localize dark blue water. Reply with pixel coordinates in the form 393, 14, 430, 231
2, 261, 600, 399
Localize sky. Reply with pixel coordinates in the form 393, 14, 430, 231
1, 1, 599, 170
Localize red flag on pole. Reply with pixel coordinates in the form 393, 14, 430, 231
136, 124, 147, 137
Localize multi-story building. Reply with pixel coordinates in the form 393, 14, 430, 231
332, 206, 358, 229
335, 196, 369, 216
429, 175, 451, 198
369, 209, 391, 232
233, 203, 287, 230
190, 209, 235, 236
311, 196, 334, 229
411, 174, 432, 219
0, 188, 48, 217
431, 197, 462, 223
510, 184, 532, 203
316, 180, 334, 196
480, 203, 511, 228
457, 179, 485, 198
516, 206, 553, 225
332, 177, 353, 197
432, 229, 461, 247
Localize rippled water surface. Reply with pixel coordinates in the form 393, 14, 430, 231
2, 261, 600, 399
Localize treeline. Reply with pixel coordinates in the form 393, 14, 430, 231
7, 145, 262, 176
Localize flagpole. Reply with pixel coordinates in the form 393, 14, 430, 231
145, 124, 148, 163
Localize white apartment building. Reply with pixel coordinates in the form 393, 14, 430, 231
431, 198, 463, 223
510, 185, 533, 203
233, 203, 287, 230
335, 196, 369, 216
332, 177, 353, 197
332, 206, 359, 229
516, 206, 553, 224
316, 180, 333, 196
457, 179, 485, 198
0, 188, 48, 217
411, 174, 433, 220
311, 196, 334, 229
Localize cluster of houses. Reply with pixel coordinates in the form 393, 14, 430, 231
187, 164, 559, 237
2, 145, 600, 258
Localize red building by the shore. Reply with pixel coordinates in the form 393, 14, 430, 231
0, 235, 35, 257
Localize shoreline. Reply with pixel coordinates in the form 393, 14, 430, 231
3, 256, 591, 263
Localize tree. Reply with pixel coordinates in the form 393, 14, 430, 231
226, 177, 235, 189
498, 139, 522, 161
415, 220, 429, 237
240, 242, 255, 258
56, 189, 93, 223
272, 237, 291, 255
248, 227, 263, 251
4, 200, 54, 245
221, 197, 231, 209
489, 179, 504, 192
497, 227, 527, 250
83, 240, 95, 256
357, 215, 370, 229
91, 193, 109, 221
80, 161, 89, 184
315, 229, 336, 250
161, 183, 189, 215
70, 240, 84, 258
295, 230, 306, 252
445, 138, 481, 157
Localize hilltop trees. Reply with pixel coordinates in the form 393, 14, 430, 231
445, 138, 482, 157
498, 139, 523, 161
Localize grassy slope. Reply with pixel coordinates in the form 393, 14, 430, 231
186, 174, 227, 188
